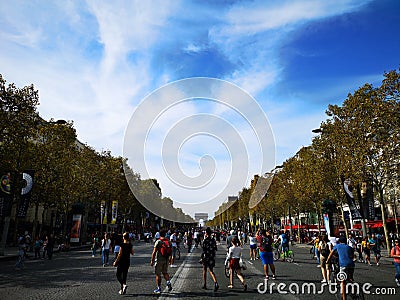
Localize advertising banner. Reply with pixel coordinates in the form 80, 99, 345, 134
111, 200, 118, 224
70, 214, 82, 243
100, 200, 106, 225
343, 179, 362, 220
361, 181, 375, 220
0, 173, 12, 217
323, 213, 331, 237
17, 170, 34, 218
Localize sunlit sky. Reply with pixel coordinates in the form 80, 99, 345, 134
1, 0, 399, 218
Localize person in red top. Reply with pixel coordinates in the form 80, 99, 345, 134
256, 229, 276, 280
390, 238, 400, 287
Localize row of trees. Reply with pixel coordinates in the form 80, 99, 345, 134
209, 69, 400, 249
0, 74, 191, 245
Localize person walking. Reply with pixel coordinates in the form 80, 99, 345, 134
318, 234, 330, 283
248, 232, 258, 261
369, 233, 381, 266
101, 233, 112, 267
226, 236, 247, 291
326, 236, 356, 300
113, 232, 134, 295
33, 236, 43, 260
186, 231, 193, 253
257, 229, 276, 280
201, 227, 219, 291
361, 236, 372, 266
150, 229, 173, 295
390, 238, 400, 287
91, 235, 98, 257
46, 233, 55, 260
169, 230, 178, 268
15, 236, 27, 270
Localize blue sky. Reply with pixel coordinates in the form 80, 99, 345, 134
1, 0, 399, 218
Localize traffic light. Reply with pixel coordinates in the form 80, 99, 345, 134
322, 199, 337, 215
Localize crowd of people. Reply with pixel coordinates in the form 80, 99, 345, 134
14, 226, 400, 297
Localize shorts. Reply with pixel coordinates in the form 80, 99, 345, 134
260, 251, 274, 265
250, 244, 257, 250
340, 266, 354, 281
229, 258, 240, 270
155, 259, 168, 276
320, 255, 328, 268
372, 249, 381, 258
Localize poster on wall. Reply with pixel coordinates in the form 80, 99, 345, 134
70, 214, 82, 243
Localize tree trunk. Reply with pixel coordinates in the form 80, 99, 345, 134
297, 211, 301, 243
32, 202, 39, 239
40, 207, 47, 237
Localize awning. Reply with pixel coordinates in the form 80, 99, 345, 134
353, 220, 383, 229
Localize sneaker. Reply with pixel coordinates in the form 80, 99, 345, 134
243, 284, 247, 292
118, 290, 123, 295
228, 285, 234, 289
214, 282, 219, 292
272, 275, 276, 280
265, 275, 269, 280
170, 264, 177, 268
376, 263, 380, 266
321, 279, 327, 283
202, 284, 207, 290
396, 279, 400, 287
122, 284, 127, 294
167, 281, 172, 292
153, 287, 161, 294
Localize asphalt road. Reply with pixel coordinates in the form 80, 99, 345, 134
0, 241, 398, 300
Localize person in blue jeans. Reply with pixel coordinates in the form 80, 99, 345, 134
102, 233, 112, 267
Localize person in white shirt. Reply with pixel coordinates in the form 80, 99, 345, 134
101, 233, 112, 267
170, 231, 178, 267
248, 233, 258, 260
226, 236, 247, 291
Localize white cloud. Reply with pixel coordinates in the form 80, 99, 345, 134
0, 0, 378, 218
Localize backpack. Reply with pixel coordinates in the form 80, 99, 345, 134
281, 234, 288, 245
159, 238, 172, 258
320, 242, 329, 257
261, 236, 272, 252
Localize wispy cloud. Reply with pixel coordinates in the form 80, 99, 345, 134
0, 0, 392, 218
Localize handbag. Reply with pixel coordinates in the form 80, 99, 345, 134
239, 257, 247, 270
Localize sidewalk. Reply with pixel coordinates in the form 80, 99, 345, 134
0, 243, 91, 262
294, 242, 391, 259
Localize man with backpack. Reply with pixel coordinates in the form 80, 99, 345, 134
257, 229, 276, 280
150, 229, 173, 295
